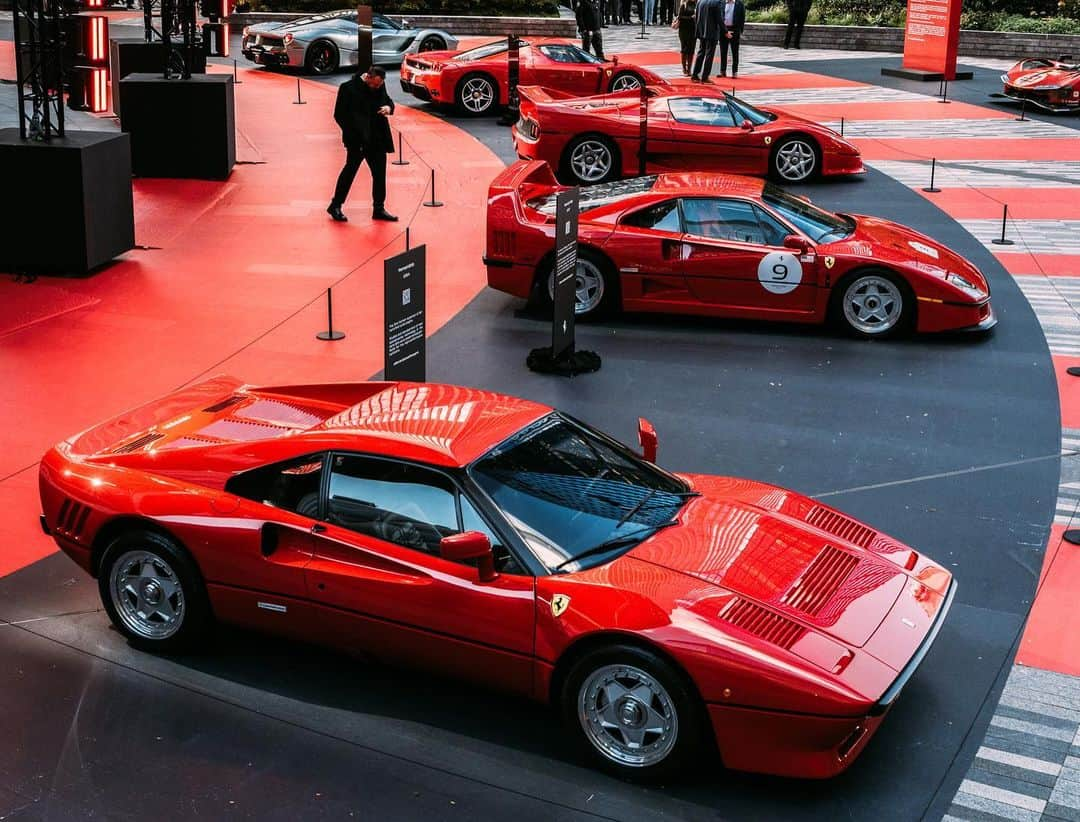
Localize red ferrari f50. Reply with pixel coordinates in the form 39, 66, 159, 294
41, 377, 954, 779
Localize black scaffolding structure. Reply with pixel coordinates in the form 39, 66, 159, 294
12, 0, 66, 140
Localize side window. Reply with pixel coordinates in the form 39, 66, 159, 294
668, 98, 736, 127
372, 14, 392, 29
540, 44, 590, 64
621, 200, 681, 233
460, 495, 524, 575
328, 455, 457, 556
682, 198, 769, 244
226, 453, 325, 519
753, 205, 791, 247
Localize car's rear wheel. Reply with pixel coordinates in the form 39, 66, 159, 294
831, 269, 913, 338
562, 134, 620, 184
770, 135, 820, 183
538, 247, 617, 320
609, 70, 644, 92
562, 644, 704, 780
99, 529, 212, 652
305, 40, 339, 75
455, 73, 497, 115
418, 35, 445, 52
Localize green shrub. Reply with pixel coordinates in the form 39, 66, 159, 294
746, 0, 1080, 32
247, 0, 559, 13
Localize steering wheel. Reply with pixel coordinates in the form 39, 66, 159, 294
376, 514, 429, 553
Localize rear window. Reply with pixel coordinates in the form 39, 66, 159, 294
455, 41, 518, 61
525, 176, 659, 217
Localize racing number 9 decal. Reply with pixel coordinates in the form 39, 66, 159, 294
757, 251, 803, 295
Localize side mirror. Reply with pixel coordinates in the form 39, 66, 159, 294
612, 55, 619, 65
440, 531, 497, 582
739, 119, 753, 131
638, 417, 658, 463
402, 19, 411, 28
783, 234, 810, 253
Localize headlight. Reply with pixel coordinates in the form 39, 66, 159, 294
946, 273, 985, 298
242, 26, 250, 37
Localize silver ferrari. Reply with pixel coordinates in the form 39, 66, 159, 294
241, 11, 458, 75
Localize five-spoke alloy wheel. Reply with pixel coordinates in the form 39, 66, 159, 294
305, 40, 339, 75
835, 270, 911, 338
456, 73, 497, 115
540, 249, 615, 319
609, 71, 644, 92
771, 135, 819, 182
564, 135, 618, 184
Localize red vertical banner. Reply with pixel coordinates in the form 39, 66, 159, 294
901, 0, 963, 80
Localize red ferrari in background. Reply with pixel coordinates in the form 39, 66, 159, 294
1001, 56, 1080, 112
41, 376, 954, 779
513, 85, 864, 185
485, 161, 995, 336
399, 38, 666, 116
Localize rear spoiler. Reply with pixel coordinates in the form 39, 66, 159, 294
488, 159, 562, 203
516, 85, 580, 106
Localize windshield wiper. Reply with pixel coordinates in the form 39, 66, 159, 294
553, 519, 678, 572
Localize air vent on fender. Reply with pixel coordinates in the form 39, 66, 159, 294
720, 598, 805, 650
202, 395, 246, 413
805, 505, 875, 549
56, 498, 91, 536
782, 545, 859, 616
112, 431, 165, 454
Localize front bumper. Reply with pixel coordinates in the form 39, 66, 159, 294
242, 47, 293, 67
823, 151, 866, 177
1002, 86, 1080, 113
917, 296, 995, 334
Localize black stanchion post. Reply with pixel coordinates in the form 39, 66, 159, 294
840, 116, 844, 137
405, 226, 410, 250
232, 58, 242, 84
293, 77, 306, 105
937, 78, 944, 97
991, 204, 1014, 245
637, 83, 648, 177
1016, 98, 1027, 122
392, 132, 409, 165
922, 157, 941, 193
637, 7, 648, 38
424, 168, 443, 208
316, 287, 345, 341
498, 34, 521, 126
939, 77, 950, 104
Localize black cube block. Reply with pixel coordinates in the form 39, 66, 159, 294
0, 128, 135, 276
120, 73, 235, 180
110, 38, 207, 116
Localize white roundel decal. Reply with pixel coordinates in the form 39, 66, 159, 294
757, 251, 803, 294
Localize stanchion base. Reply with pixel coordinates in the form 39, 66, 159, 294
423, 200, 444, 208
922, 187, 941, 193
991, 239, 1015, 245
1064, 529, 1080, 546
526, 346, 602, 376
391, 159, 410, 165
316, 330, 346, 341
1067, 366, 1080, 377
293, 101, 307, 105
938, 99, 951, 104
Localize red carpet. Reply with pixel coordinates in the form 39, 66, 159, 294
0, 282, 100, 337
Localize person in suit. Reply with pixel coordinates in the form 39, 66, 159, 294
719, 0, 745, 77
329, 66, 397, 222
674, 0, 697, 76
576, 0, 605, 59
620, 0, 632, 23
690, 0, 721, 83
784, 0, 811, 48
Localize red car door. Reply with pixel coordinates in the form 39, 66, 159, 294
530, 43, 605, 95
678, 196, 818, 316
658, 97, 762, 175
304, 453, 537, 696
607, 199, 702, 311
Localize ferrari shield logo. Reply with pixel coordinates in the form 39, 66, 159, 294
824, 256, 835, 269
764, 136, 772, 145
551, 594, 571, 617
606, 69, 612, 76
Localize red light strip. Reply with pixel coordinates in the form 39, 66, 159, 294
222, 24, 230, 57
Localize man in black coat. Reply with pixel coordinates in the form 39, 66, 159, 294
718, 0, 745, 77
690, 0, 721, 83
784, 0, 811, 48
575, 0, 605, 60
328, 66, 397, 223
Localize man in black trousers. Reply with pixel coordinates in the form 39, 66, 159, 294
690, 0, 721, 83
718, 0, 744, 77
575, 0, 605, 60
784, 0, 811, 48
328, 66, 397, 223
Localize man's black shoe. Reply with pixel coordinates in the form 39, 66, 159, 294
373, 209, 399, 222
327, 204, 347, 222
691, 75, 700, 82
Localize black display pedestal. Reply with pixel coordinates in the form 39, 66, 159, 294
0, 129, 135, 276
881, 66, 973, 81
120, 73, 235, 179
109, 39, 207, 116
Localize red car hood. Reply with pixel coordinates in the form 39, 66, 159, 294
1010, 67, 1080, 88
627, 479, 907, 648
827, 215, 988, 291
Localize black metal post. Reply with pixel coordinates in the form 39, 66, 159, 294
637, 6, 648, 38
424, 168, 444, 207
498, 34, 521, 125
405, 226, 410, 250
922, 157, 941, 193
939, 77, 950, 104
637, 84, 648, 177
392, 132, 409, 165
316, 288, 346, 340
840, 116, 844, 137
293, 77, 306, 104
233, 58, 242, 84
1016, 99, 1027, 122
991, 204, 1014, 245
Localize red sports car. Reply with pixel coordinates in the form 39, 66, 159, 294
40, 377, 955, 779
1001, 56, 1080, 112
485, 161, 996, 337
513, 85, 864, 185
399, 39, 666, 116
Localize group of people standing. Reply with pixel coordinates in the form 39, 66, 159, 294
675, 0, 745, 81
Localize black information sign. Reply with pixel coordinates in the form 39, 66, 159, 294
551, 187, 580, 360
357, 4, 373, 73
384, 244, 426, 382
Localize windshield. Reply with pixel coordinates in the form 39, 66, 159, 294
727, 95, 775, 126
454, 41, 514, 61
373, 13, 400, 30
762, 183, 854, 242
470, 415, 690, 572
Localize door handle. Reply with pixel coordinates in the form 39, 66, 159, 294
311, 523, 327, 534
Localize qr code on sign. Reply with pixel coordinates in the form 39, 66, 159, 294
402, 288, 411, 306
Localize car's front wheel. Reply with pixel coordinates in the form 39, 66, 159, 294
305, 40, 339, 75
99, 529, 212, 652
770, 134, 820, 183
562, 644, 704, 779
832, 269, 912, 338
609, 70, 644, 92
